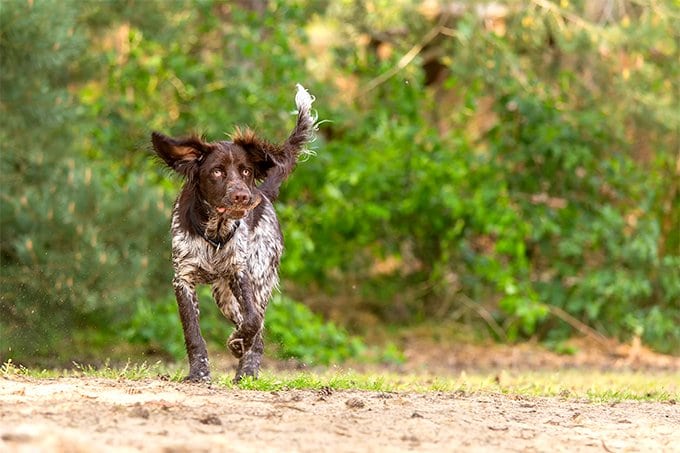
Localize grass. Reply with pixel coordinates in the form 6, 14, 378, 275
2, 359, 678, 403
233, 369, 680, 402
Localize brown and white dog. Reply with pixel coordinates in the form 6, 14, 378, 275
151, 85, 316, 382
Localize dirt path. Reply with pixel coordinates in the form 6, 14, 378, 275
1, 377, 678, 452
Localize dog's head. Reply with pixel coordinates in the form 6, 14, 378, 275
151, 131, 278, 220
152, 84, 316, 222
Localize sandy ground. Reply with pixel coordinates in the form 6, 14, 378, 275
1, 376, 679, 453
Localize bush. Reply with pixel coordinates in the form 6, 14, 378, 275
2, 1, 678, 362
266, 295, 367, 365
124, 291, 367, 365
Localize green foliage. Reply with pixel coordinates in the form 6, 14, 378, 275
1, 156, 173, 355
124, 291, 366, 365
1, 0, 678, 363
277, 1, 679, 350
266, 295, 367, 365
484, 94, 680, 350
124, 296, 187, 360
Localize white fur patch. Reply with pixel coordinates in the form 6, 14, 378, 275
293, 83, 318, 160
295, 83, 314, 113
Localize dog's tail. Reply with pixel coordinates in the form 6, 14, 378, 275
258, 84, 317, 201
284, 84, 317, 160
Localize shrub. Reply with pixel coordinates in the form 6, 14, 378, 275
124, 291, 367, 365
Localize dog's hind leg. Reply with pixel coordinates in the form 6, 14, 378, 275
213, 276, 264, 381
234, 329, 264, 382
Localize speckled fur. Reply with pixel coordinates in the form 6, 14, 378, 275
152, 84, 316, 382
170, 198, 282, 381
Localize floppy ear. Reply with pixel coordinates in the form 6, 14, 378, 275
151, 132, 212, 178
231, 127, 281, 181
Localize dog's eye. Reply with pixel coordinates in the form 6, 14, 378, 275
242, 168, 251, 177
212, 168, 224, 178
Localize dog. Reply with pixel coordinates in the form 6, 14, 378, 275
151, 84, 316, 382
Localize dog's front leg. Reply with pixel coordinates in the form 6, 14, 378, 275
173, 276, 211, 382
227, 272, 263, 379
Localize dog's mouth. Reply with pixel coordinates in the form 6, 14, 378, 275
216, 206, 247, 219
216, 193, 262, 219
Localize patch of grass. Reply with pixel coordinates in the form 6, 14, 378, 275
3, 359, 677, 402
1, 359, 185, 382
440, 369, 680, 402
230, 372, 395, 392
228, 369, 680, 402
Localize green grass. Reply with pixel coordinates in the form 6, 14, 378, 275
2, 359, 677, 403
1, 359, 185, 381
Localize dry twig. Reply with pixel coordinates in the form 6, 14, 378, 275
547, 305, 612, 350
357, 13, 450, 97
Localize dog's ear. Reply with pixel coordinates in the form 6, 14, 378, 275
151, 132, 212, 177
231, 127, 280, 181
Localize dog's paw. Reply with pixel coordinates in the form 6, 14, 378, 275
232, 373, 245, 384
232, 367, 258, 384
228, 319, 259, 359
232, 349, 262, 384
233, 367, 259, 384
184, 370, 211, 383
228, 337, 246, 358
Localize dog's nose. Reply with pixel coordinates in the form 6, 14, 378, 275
230, 189, 250, 205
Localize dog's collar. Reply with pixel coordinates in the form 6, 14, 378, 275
190, 215, 240, 248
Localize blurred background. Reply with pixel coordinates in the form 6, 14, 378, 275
1, 0, 678, 368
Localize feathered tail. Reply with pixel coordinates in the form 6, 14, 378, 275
257, 84, 317, 201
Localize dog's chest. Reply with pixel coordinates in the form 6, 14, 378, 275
170, 206, 282, 284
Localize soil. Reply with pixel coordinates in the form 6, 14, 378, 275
1, 376, 679, 453
396, 336, 680, 373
